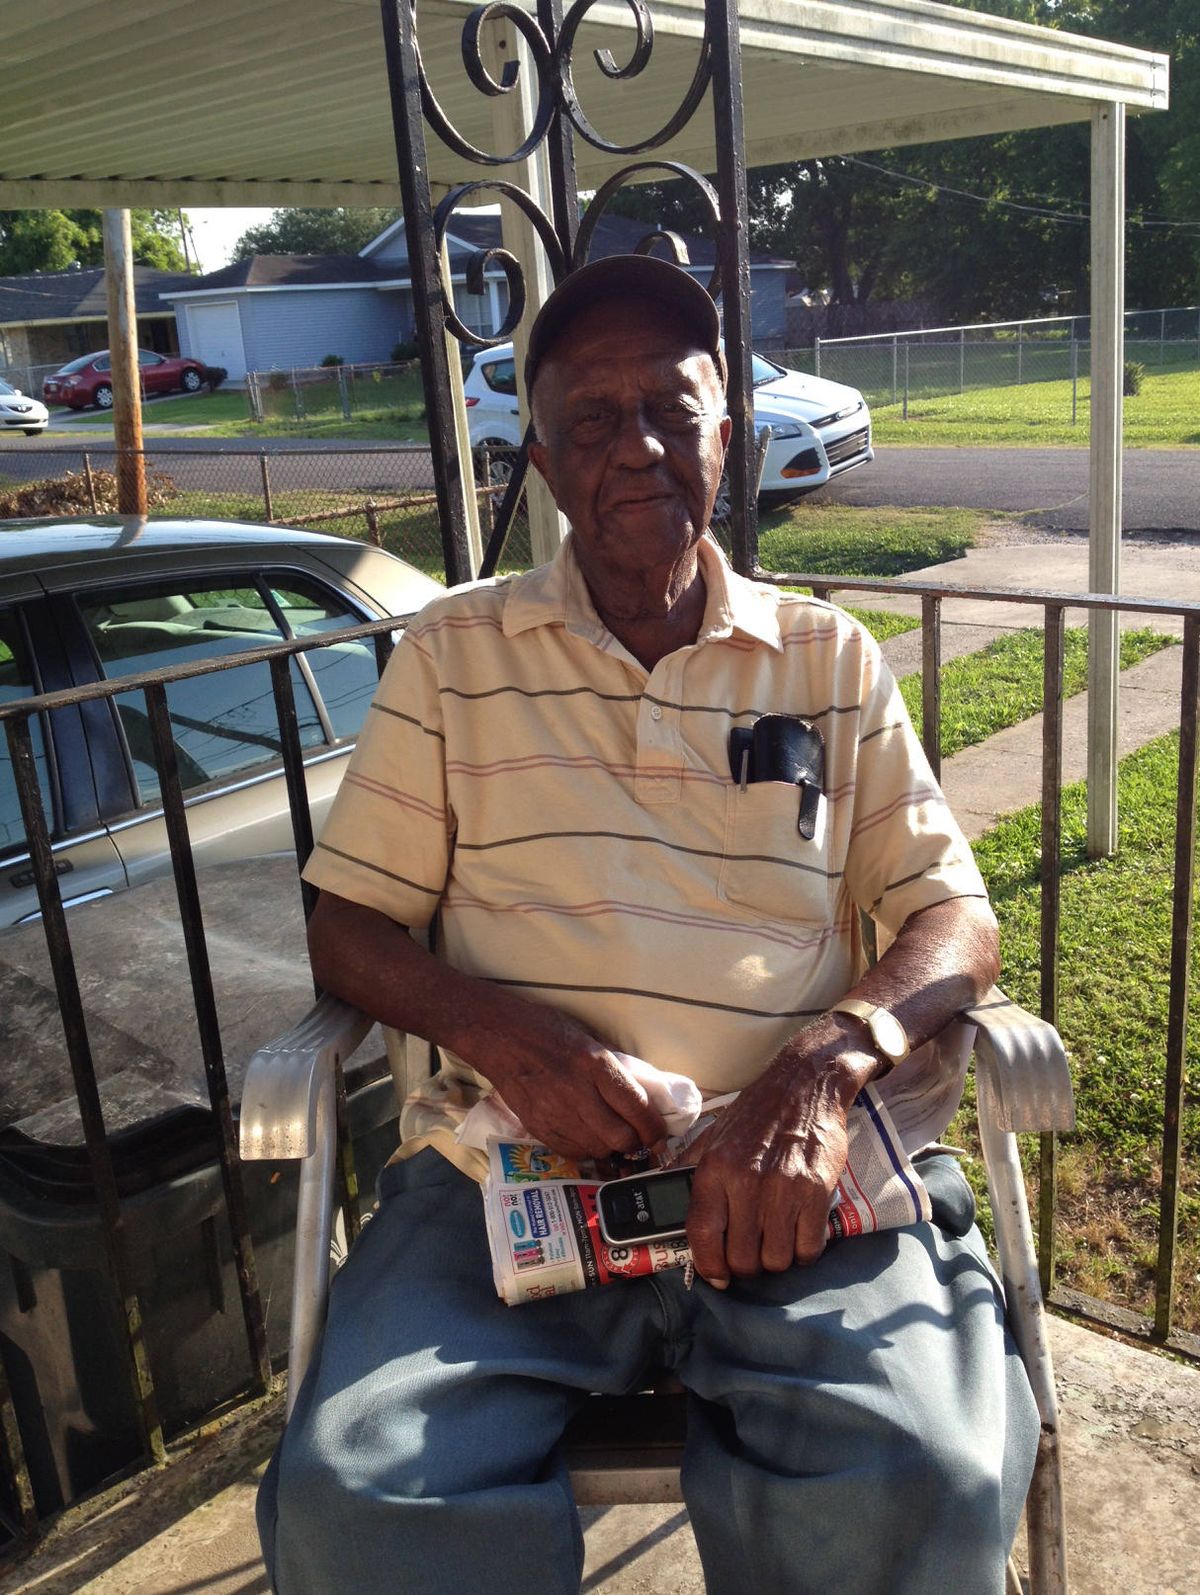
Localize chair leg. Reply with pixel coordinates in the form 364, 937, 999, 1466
287, 1069, 337, 1416
977, 1077, 1069, 1595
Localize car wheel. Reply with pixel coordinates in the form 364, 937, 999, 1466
475, 440, 516, 491
94, 385, 114, 410
181, 368, 203, 393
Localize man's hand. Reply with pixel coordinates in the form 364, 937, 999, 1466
681, 1020, 875, 1287
482, 1005, 668, 1161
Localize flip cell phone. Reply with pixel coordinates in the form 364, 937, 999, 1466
595, 1166, 697, 1245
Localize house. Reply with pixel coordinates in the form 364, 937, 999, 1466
164, 212, 792, 381
0, 265, 195, 394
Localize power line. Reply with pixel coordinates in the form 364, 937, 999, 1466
838, 155, 1200, 235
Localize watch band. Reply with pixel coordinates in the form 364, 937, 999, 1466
828, 997, 910, 1075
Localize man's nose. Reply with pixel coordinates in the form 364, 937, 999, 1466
610, 405, 667, 467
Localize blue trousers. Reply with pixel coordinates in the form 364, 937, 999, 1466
259, 1150, 1037, 1595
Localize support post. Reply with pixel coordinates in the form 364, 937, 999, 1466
102, 209, 146, 515
481, 16, 567, 568
1086, 103, 1125, 859
437, 234, 484, 575
710, 0, 756, 575
379, 0, 474, 585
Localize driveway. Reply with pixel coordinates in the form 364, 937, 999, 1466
824, 445, 1200, 534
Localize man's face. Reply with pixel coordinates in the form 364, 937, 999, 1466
528, 297, 731, 582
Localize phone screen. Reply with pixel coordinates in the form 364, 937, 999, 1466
645, 1171, 693, 1229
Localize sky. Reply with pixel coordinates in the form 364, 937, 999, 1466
184, 208, 276, 272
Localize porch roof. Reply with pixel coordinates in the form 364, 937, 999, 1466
0, 0, 1167, 210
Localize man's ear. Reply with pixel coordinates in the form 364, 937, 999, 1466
529, 439, 554, 493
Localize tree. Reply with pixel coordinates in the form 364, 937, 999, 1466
231, 208, 401, 260
0, 210, 188, 276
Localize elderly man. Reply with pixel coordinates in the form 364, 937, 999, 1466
258, 256, 1037, 1595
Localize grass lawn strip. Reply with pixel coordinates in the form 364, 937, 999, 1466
957, 732, 1200, 1332
899, 626, 1176, 761
869, 360, 1200, 448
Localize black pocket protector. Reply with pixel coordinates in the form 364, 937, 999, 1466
728, 714, 825, 840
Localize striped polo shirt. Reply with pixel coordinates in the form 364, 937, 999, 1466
303, 533, 991, 1177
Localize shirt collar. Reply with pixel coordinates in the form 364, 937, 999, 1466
502, 531, 783, 653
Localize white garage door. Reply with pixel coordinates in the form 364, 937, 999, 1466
187, 301, 247, 382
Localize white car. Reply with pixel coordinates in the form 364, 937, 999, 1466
0, 380, 49, 437
463, 342, 873, 505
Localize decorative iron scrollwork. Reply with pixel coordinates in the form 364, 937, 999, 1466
556, 0, 712, 156
408, 0, 713, 179
432, 179, 568, 347
574, 160, 721, 296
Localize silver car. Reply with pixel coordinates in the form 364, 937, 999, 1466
0, 380, 49, 437
0, 518, 443, 928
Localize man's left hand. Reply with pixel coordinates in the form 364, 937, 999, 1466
681, 1021, 875, 1287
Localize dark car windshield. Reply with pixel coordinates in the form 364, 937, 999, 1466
55, 352, 105, 375
0, 381, 18, 396
751, 352, 787, 387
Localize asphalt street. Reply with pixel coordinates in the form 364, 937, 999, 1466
821, 444, 1200, 535
3, 433, 1198, 533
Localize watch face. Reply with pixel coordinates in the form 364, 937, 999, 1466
872, 1009, 908, 1060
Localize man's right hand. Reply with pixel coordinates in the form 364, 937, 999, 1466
479, 1005, 668, 1161
307, 892, 667, 1161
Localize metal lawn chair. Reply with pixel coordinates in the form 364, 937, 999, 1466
240, 984, 1073, 1594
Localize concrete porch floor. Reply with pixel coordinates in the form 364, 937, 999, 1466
5, 1315, 1197, 1595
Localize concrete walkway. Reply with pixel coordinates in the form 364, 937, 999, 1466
7, 535, 1200, 1595
872, 538, 1200, 838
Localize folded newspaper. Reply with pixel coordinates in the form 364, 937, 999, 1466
482, 1078, 949, 1306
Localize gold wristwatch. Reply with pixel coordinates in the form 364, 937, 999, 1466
828, 997, 910, 1077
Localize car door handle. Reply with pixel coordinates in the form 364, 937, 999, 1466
9, 858, 74, 890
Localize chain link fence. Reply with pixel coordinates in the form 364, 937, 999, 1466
0, 362, 69, 401
779, 304, 1200, 418
0, 445, 531, 581
245, 360, 428, 425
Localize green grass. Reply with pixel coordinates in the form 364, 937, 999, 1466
959, 732, 1200, 1331
55, 390, 250, 428
868, 360, 1200, 448
899, 626, 1176, 760
757, 502, 981, 577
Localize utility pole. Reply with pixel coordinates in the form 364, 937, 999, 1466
103, 209, 147, 515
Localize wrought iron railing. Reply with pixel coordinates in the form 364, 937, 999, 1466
0, 570, 1198, 1543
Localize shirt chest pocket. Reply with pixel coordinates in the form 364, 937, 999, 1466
718, 782, 837, 927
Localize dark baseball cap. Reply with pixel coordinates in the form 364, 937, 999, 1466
523, 254, 724, 394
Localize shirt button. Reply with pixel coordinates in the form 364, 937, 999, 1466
650, 705, 663, 721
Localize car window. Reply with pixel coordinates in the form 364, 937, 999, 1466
94, 355, 111, 372
269, 576, 378, 743
0, 610, 54, 856
55, 353, 101, 375
0, 381, 17, 396
137, 351, 164, 367
480, 358, 517, 396
78, 580, 325, 805
751, 353, 785, 387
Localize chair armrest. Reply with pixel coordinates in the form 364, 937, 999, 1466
238, 993, 373, 1161
963, 986, 1075, 1135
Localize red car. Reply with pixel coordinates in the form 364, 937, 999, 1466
42, 349, 207, 410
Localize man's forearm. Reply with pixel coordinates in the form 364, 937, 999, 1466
307, 890, 527, 1064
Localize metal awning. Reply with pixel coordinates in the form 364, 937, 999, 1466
1, 0, 1166, 209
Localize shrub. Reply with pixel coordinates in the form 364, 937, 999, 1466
1123, 359, 1145, 396
204, 365, 228, 392
266, 369, 288, 393
391, 340, 419, 363
320, 354, 344, 367
0, 467, 179, 519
